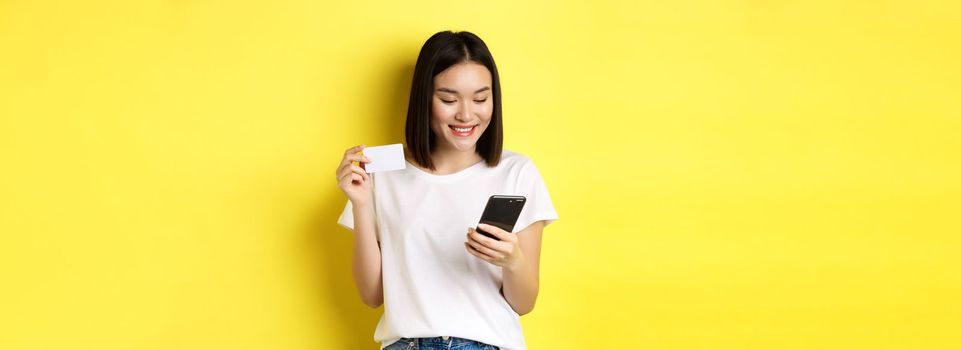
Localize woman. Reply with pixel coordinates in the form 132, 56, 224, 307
335, 30, 558, 350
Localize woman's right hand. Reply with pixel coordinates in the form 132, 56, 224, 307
336, 145, 373, 207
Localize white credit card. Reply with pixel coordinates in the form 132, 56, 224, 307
361, 143, 407, 173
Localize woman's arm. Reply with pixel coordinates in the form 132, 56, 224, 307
351, 202, 384, 308
502, 221, 544, 315
336, 145, 382, 308
466, 221, 546, 315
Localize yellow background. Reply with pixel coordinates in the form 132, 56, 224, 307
2, 0, 959, 349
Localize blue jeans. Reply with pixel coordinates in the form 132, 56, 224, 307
383, 336, 499, 350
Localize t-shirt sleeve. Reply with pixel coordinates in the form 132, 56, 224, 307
337, 199, 354, 231
512, 159, 559, 233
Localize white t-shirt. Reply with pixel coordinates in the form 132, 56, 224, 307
337, 149, 558, 350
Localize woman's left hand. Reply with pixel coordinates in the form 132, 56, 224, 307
465, 223, 523, 271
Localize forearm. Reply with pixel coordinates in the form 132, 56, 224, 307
502, 256, 538, 315
351, 202, 383, 307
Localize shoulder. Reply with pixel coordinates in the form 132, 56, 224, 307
497, 149, 545, 179
498, 149, 533, 168
501, 149, 534, 165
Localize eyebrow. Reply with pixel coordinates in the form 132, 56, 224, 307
436, 87, 491, 94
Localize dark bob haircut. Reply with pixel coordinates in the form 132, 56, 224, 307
405, 30, 503, 171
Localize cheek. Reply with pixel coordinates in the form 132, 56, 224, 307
430, 105, 453, 133
432, 101, 455, 120
475, 103, 493, 120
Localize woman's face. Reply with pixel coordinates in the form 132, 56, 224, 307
430, 61, 493, 152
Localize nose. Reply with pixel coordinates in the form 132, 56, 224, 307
455, 100, 471, 122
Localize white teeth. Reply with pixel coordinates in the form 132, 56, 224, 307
452, 126, 473, 133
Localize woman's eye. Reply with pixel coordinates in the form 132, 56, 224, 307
441, 99, 456, 104
473, 98, 488, 103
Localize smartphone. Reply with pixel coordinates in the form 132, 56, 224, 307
477, 195, 526, 240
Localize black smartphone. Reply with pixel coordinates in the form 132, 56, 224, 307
477, 195, 526, 240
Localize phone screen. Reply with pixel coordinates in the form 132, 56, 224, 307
477, 195, 526, 240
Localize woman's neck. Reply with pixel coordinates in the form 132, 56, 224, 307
409, 144, 483, 175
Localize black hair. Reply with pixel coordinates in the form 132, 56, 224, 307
405, 30, 503, 171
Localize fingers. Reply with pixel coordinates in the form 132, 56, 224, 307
337, 163, 369, 183
339, 153, 372, 168
466, 236, 503, 259
467, 227, 509, 254
465, 241, 498, 261
477, 223, 515, 242
468, 227, 495, 247
336, 145, 371, 178
338, 166, 368, 185
337, 155, 371, 180
339, 173, 369, 191
344, 145, 365, 156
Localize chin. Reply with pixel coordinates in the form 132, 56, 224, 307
449, 140, 478, 151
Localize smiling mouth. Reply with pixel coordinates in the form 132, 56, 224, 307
449, 125, 476, 136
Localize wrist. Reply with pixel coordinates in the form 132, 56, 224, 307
352, 201, 375, 217
504, 251, 524, 273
